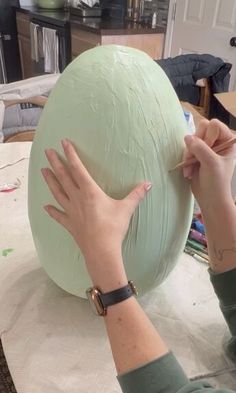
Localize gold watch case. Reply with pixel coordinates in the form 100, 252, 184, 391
86, 287, 106, 316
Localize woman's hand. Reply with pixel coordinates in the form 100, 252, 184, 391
183, 119, 236, 273
41, 139, 151, 288
183, 119, 236, 213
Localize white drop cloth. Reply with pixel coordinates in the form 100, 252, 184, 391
0, 142, 236, 392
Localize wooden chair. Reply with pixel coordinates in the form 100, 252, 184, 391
3, 96, 47, 143
192, 78, 210, 118
4, 130, 35, 143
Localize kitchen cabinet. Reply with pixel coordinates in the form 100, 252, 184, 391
101, 34, 164, 60
15, 7, 166, 79
71, 24, 165, 60
16, 12, 34, 79
71, 28, 100, 59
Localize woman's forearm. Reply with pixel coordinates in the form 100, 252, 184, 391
101, 199, 236, 376
104, 296, 168, 375
87, 253, 168, 375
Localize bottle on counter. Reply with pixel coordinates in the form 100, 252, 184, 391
132, 0, 140, 22
64, 0, 71, 9
127, 0, 133, 19
152, 11, 157, 28
139, 0, 145, 21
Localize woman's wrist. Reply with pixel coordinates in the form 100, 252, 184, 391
199, 194, 235, 221
85, 250, 128, 292
201, 201, 236, 273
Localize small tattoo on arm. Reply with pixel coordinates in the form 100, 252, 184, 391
214, 244, 236, 262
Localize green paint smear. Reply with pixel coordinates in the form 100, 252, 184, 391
2, 248, 14, 257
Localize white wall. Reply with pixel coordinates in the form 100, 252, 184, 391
164, 0, 175, 58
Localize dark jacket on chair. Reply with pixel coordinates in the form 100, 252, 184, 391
156, 54, 232, 119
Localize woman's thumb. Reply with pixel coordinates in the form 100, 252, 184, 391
184, 135, 217, 166
124, 182, 152, 214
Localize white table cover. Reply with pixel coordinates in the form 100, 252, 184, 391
1, 142, 236, 393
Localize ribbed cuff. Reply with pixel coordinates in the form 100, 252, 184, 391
117, 352, 188, 393
209, 267, 236, 306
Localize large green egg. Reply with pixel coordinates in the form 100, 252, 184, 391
28, 45, 193, 298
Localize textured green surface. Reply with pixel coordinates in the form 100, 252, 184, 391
28, 45, 193, 298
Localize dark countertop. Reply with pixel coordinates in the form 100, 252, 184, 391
14, 5, 70, 27
15, 5, 166, 35
70, 18, 165, 35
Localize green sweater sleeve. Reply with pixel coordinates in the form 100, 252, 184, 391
117, 267, 236, 393
209, 267, 236, 360
117, 352, 234, 393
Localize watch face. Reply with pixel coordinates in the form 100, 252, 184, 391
86, 288, 106, 316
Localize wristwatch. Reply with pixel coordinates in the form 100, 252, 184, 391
86, 280, 138, 316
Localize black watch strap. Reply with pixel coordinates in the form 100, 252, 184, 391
100, 281, 137, 308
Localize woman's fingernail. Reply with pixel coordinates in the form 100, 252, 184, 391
184, 135, 194, 145
45, 148, 53, 157
183, 168, 188, 178
183, 167, 190, 177
145, 183, 153, 191
183, 166, 191, 178
44, 205, 50, 213
62, 139, 68, 148
41, 168, 47, 177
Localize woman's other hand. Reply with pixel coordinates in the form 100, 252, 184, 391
183, 119, 236, 273
183, 119, 236, 213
